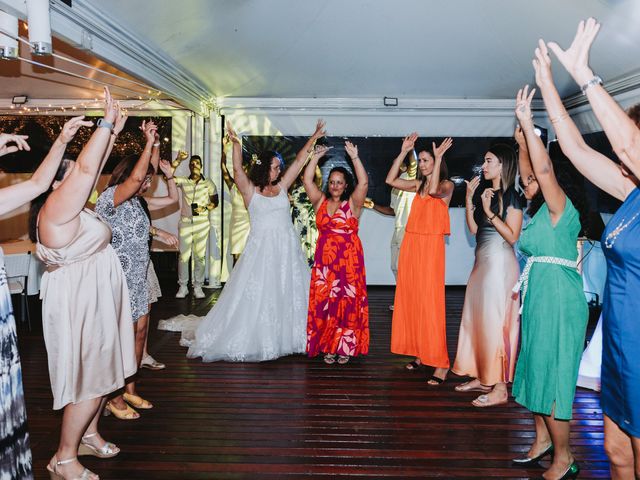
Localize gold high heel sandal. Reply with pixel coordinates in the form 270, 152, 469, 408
47, 456, 98, 480
103, 400, 139, 420
123, 392, 153, 409
78, 432, 119, 458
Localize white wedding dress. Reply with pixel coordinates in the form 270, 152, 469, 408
167, 185, 310, 362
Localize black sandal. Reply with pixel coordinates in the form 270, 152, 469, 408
405, 360, 421, 371
427, 375, 446, 386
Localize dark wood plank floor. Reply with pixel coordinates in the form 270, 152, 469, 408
17, 284, 608, 479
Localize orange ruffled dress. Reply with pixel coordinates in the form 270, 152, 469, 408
306, 200, 369, 358
391, 194, 450, 368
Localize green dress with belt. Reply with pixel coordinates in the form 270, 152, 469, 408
512, 198, 588, 420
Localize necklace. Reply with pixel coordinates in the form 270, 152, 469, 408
604, 212, 639, 248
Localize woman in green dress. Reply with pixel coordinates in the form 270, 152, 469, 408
511, 85, 588, 480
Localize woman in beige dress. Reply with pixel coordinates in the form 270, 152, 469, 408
452, 144, 524, 408
33, 89, 137, 480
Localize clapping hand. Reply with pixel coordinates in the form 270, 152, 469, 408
140, 120, 157, 143
158, 159, 172, 177
344, 141, 359, 160
312, 144, 332, 161
481, 188, 495, 214
0, 133, 30, 157
59, 116, 94, 145
401, 132, 418, 153
433, 137, 453, 160
547, 17, 600, 85
464, 176, 481, 202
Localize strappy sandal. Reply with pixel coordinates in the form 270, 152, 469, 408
427, 375, 446, 386
78, 433, 119, 458
405, 360, 421, 371
454, 380, 492, 393
103, 400, 139, 420
337, 355, 350, 365
47, 456, 98, 480
323, 353, 336, 364
471, 393, 508, 408
123, 392, 153, 409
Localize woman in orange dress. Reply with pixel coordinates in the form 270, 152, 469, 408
304, 137, 370, 365
387, 134, 454, 384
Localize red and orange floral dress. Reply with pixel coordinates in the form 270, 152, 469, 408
306, 199, 369, 358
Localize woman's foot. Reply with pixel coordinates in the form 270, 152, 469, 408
405, 359, 421, 370
454, 379, 492, 393
512, 442, 553, 466
104, 400, 139, 420
471, 387, 508, 408
78, 432, 119, 458
123, 392, 153, 409
337, 355, 350, 365
427, 367, 448, 386
543, 458, 579, 479
141, 354, 166, 370
323, 353, 336, 365
48, 455, 98, 480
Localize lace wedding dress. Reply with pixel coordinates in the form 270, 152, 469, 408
161, 185, 310, 362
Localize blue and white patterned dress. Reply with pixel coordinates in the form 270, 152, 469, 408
0, 250, 33, 479
95, 186, 150, 321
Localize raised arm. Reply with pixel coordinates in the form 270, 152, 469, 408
514, 125, 534, 186
91, 110, 127, 194
464, 176, 480, 235
386, 133, 420, 192
0, 117, 91, 216
220, 136, 234, 190
534, 39, 633, 201
549, 18, 640, 180
150, 129, 161, 172
516, 85, 566, 220
145, 159, 179, 211
226, 121, 253, 202
41, 88, 119, 230
281, 119, 326, 190
303, 145, 330, 210
112, 120, 156, 207
429, 138, 455, 204
346, 141, 369, 215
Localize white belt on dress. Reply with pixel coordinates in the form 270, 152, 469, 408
513, 255, 578, 313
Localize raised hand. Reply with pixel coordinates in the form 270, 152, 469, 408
311, 119, 326, 140
112, 109, 128, 135
103, 87, 118, 124
158, 159, 172, 176
480, 188, 495, 214
464, 176, 481, 201
433, 137, 453, 160
547, 17, 600, 85
344, 141, 359, 160
59, 116, 94, 145
515, 85, 536, 125
0, 133, 30, 157
141, 119, 157, 143
532, 39, 554, 88
312, 144, 332, 161
401, 132, 418, 153
226, 121, 240, 144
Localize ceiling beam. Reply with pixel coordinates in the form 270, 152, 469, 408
0, 0, 213, 114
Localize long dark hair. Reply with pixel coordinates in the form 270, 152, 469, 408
484, 143, 518, 216
323, 166, 355, 201
416, 148, 449, 195
108, 154, 154, 187
28, 158, 74, 242
249, 150, 284, 191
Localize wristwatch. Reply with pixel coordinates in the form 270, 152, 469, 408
96, 118, 114, 131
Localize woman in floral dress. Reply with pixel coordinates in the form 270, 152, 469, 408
304, 137, 370, 364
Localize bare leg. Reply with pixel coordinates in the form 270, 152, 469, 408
142, 312, 150, 359
541, 410, 573, 479
50, 398, 101, 479
472, 381, 508, 406
525, 414, 552, 458
604, 414, 635, 479
125, 314, 149, 397
631, 434, 640, 479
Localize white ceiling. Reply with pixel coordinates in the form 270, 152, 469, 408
80, 0, 640, 101
2, 0, 640, 107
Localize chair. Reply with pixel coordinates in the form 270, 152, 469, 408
4, 252, 31, 330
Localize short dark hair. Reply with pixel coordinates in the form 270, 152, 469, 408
249, 150, 284, 191
323, 166, 354, 201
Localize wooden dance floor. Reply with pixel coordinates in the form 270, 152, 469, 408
18, 285, 609, 479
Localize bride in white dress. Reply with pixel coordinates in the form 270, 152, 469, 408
176, 120, 327, 362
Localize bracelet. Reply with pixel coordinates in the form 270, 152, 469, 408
153, 142, 161, 147
550, 113, 569, 124
150, 227, 157, 236
581, 75, 603, 95
165, 176, 174, 180
488, 213, 497, 223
